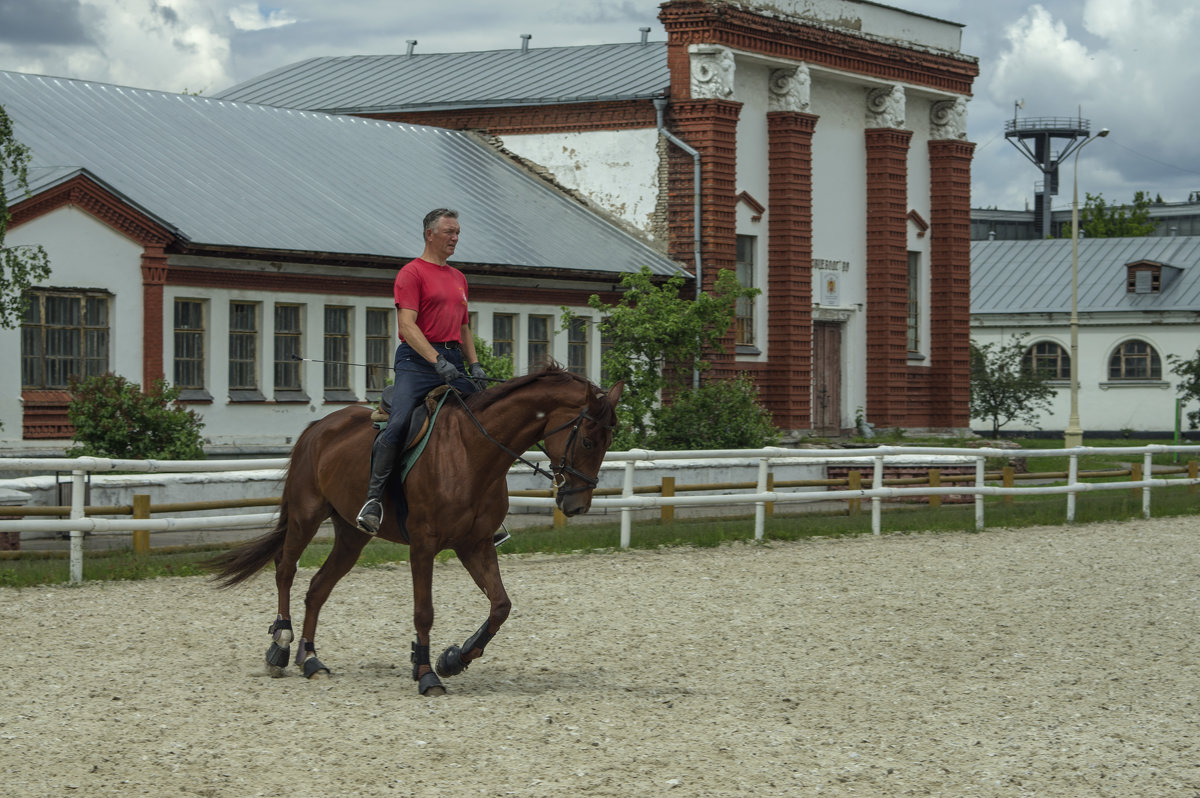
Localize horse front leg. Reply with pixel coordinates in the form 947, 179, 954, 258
409, 544, 446, 696
435, 542, 511, 679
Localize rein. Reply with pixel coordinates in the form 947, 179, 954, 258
445, 386, 610, 494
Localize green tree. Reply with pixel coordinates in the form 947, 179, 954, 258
570, 266, 757, 449
970, 335, 1056, 438
1168, 347, 1200, 430
1, 103, 52, 329
1077, 191, 1157, 238
649, 375, 779, 449
67, 374, 206, 459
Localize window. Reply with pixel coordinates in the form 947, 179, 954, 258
735, 235, 755, 348
323, 306, 352, 396
273, 304, 303, 394
1022, 341, 1070, 380
1127, 265, 1161, 294
173, 299, 206, 393
907, 251, 921, 353
493, 314, 515, 362
21, 289, 110, 388
567, 317, 588, 377
366, 308, 392, 394
1108, 340, 1162, 380
228, 301, 260, 393
528, 315, 552, 367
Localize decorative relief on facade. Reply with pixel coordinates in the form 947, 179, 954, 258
929, 96, 968, 140
865, 85, 906, 129
689, 45, 736, 99
768, 64, 811, 113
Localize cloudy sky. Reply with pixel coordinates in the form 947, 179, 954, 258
2, 0, 1198, 211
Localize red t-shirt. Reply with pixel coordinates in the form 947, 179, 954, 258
393, 257, 469, 343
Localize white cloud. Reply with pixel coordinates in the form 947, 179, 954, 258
228, 3, 298, 32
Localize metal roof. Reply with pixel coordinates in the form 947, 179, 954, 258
1, 69, 683, 277
215, 42, 669, 113
971, 236, 1200, 314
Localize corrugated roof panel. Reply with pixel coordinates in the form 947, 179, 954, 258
216, 42, 670, 112
1, 69, 683, 278
972, 236, 1200, 314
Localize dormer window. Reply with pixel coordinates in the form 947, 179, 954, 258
1126, 262, 1162, 293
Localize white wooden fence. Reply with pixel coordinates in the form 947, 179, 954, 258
3, 444, 1200, 584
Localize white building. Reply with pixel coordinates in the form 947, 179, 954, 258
971, 236, 1200, 436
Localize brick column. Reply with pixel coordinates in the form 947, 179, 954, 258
928, 139, 976, 428
765, 111, 819, 429
141, 246, 169, 386
663, 99, 742, 378
864, 128, 913, 426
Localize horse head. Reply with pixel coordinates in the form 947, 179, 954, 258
544, 378, 624, 516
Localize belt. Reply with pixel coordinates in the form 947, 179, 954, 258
430, 341, 460, 349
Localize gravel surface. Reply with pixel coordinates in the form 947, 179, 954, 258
2, 516, 1199, 797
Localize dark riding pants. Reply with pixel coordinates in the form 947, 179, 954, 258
378, 342, 478, 448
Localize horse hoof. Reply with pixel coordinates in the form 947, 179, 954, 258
417, 671, 445, 696
266, 642, 290, 677
435, 644, 467, 678
302, 657, 331, 679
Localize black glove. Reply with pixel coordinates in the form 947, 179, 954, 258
433, 354, 460, 384
469, 362, 487, 381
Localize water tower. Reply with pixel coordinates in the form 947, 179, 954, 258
1004, 108, 1092, 237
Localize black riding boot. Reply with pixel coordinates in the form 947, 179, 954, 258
356, 435, 400, 535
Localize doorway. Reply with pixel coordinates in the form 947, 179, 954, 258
813, 321, 843, 437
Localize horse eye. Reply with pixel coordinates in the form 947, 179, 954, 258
581, 438, 594, 450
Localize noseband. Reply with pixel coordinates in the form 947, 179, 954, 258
537, 409, 612, 496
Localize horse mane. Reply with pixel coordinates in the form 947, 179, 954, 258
462, 362, 616, 423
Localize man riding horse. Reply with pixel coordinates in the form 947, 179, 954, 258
356, 208, 495, 539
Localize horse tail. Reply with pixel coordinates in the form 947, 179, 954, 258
203, 501, 290, 589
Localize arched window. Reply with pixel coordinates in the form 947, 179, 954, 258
1022, 341, 1071, 379
1108, 340, 1162, 380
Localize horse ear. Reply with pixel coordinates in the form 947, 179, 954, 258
606, 381, 624, 405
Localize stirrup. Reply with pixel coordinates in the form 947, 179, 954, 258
356, 499, 383, 535
492, 525, 511, 547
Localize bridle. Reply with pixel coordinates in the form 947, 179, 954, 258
448, 389, 613, 496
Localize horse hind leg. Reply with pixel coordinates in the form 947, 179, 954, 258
294, 514, 370, 679
266, 616, 293, 678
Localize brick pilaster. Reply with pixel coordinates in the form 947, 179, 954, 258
141, 247, 169, 387
765, 111, 819, 429
864, 127, 913, 426
662, 99, 743, 377
928, 139, 976, 428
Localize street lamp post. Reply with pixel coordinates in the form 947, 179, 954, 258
1063, 127, 1109, 449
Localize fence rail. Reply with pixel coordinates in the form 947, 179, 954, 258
3, 445, 1199, 583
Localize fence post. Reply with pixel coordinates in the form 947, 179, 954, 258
1142, 451, 1153, 519
766, 472, 775, 517
974, 456, 985, 532
754, 458, 768, 541
928, 469, 942, 509
1190, 460, 1199, 494
1130, 461, 1143, 499
553, 507, 567, 528
660, 476, 675, 524
132, 494, 151, 554
847, 470, 862, 516
871, 457, 883, 535
1066, 454, 1078, 523
1002, 466, 1015, 506
620, 460, 635, 549
70, 470, 86, 584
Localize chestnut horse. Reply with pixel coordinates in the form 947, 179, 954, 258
206, 365, 623, 695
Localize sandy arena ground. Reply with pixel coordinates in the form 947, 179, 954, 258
2, 516, 1199, 797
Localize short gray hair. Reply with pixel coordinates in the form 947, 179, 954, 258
422, 208, 458, 234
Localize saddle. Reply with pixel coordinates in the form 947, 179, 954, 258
370, 384, 453, 452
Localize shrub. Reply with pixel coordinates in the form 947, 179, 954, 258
648, 375, 779, 450
67, 373, 205, 459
